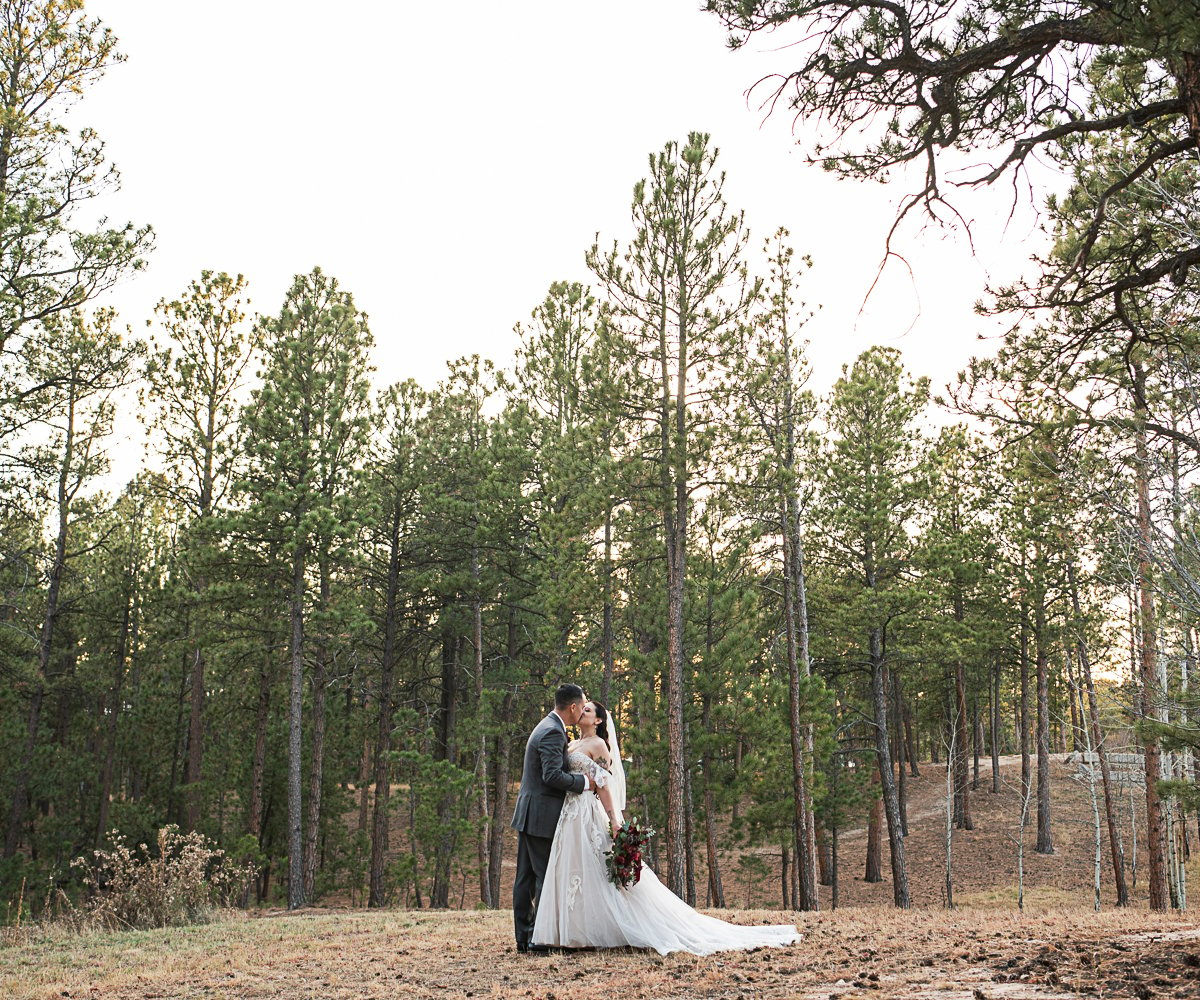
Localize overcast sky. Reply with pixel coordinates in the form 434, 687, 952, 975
82, 0, 1052, 412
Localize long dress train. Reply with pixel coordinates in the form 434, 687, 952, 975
532, 752, 801, 956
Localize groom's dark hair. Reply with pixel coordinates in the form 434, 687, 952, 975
554, 683, 585, 709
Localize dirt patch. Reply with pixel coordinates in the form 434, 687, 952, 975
992, 931, 1200, 999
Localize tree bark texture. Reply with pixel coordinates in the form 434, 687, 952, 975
871, 635, 910, 907
1134, 416, 1169, 911
1067, 558, 1129, 907
1035, 584, 1054, 856
302, 556, 331, 902
287, 542, 307, 910
369, 503, 403, 908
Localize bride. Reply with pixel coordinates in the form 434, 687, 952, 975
531, 699, 801, 955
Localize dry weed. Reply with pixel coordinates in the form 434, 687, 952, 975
63, 825, 256, 932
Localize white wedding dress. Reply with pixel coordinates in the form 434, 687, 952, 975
531, 751, 801, 956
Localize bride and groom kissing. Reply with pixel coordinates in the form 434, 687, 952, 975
511, 683, 801, 956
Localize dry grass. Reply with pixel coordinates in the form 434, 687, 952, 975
2, 905, 1198, 1000
5, 754, 1198, 999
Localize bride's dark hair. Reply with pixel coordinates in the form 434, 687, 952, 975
591, 701, 610, 745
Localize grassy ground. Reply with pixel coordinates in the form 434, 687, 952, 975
4, 754, 1198, 999
3, 905, 1199, 1000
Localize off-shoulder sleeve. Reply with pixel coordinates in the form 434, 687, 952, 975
583, 756, 611, 788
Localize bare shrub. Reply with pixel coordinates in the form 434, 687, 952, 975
66, 826, 257, 931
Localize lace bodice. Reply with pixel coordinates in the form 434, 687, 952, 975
566, 750, 611, 787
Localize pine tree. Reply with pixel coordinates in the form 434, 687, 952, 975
3, 309, 143, 858
705, 0, 1200, 318
918, 426, 1003, 832
144, 271, 259, 832
818, 346, 929, 907
729, 228, 821, 908
363, 379, 423, 907
237, 268, 372, 909
589, 133, 756, 899
0, 0, 151, 364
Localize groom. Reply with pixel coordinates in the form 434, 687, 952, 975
511, 682, 595, 953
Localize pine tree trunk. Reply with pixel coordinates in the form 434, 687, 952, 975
990, 662, 1001, 794
944, 718, 956, 909
973, 705, 982, 790
487, 727, 511, 909
1034, 583, 1054, 856
302, 557, 331, 902
830, 825, 840, 909
953, 594, 972, 829
783, 495, 818, 909
781, 308, 819, 910
661, 307, 690, 902
184, 355, 220, 833
663, 529, 689, 900
487, 613, 519, 908
1020, 590, 1032, 795
183, 646, 205, 830
431, 626, 460, 908
702, 777, 725, 907
169, 649, 188, 825
684, 756, 696, 907
472, 555, 492, 908
601, 502, 615, 706
369, 504, 403, 908
894, 671, 908, 837
437, 618, 458, 757
1064, 652, 1084, 753
1066, 559, 1128, 906
865, 770, 883, 884
356, 729, 370, 836
781, 842, 792, 909
1175, 49, 1200, 141
96, 570, 135, 847
484, 729, 508, 907
700, 690, 725, 907
872, 635, 910, 907
287, 542, 307, 910
1134, 414, 1169, 911
815, 824, 831, 886
904, 701, 920, 776
248, 647, 273, 841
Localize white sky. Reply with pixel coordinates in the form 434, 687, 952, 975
81, 0, 1052, 430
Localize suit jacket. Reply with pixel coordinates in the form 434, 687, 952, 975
510, 711, 587, 838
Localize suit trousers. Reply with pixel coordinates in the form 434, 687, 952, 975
512, 829, 554, 949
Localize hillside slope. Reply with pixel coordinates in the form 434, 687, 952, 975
471, 752, 1189, 912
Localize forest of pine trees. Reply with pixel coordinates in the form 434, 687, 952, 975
2, 1, 1198, 918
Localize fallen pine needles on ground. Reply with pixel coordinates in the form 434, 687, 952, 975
3, 904, 1198, 1000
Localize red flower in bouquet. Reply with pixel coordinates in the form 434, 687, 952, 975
605, 817, 655, 890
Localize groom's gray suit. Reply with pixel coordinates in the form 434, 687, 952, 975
511, 711, 588, 951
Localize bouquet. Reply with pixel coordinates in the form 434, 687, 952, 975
605, 817, 655, 890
